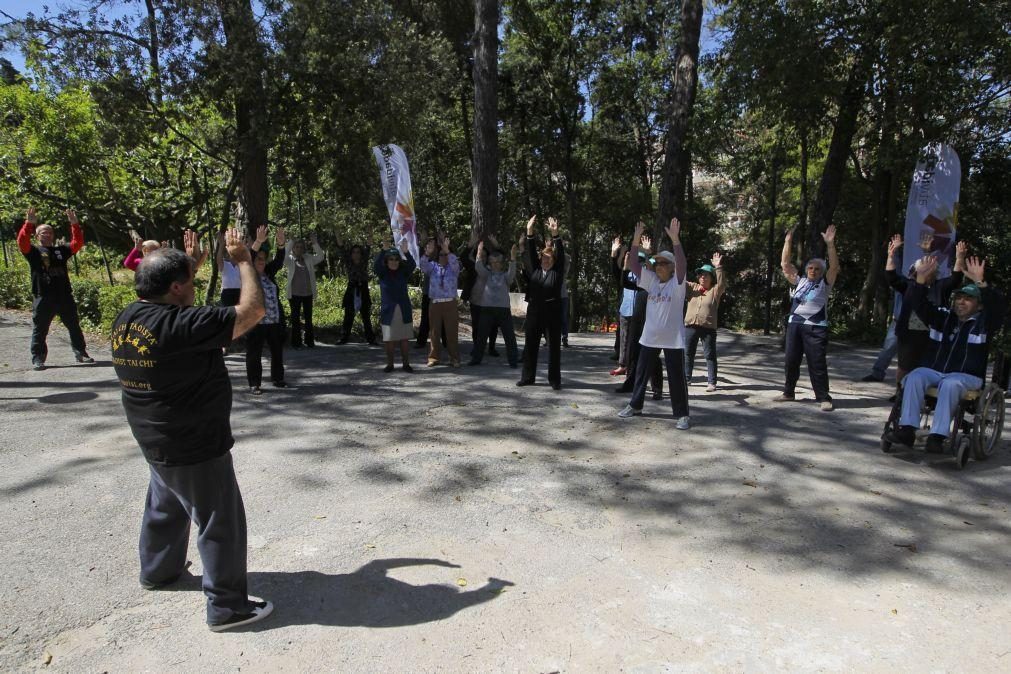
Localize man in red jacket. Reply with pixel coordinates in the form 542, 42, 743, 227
17, 206, 94, 370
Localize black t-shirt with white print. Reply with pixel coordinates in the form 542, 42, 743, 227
111, 301, 236, 466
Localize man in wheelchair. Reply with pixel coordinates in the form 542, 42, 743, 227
884, 255, 1007, 453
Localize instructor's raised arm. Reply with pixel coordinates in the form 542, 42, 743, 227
227, 228, 265, 339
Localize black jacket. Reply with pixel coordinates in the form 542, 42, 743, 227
522, 235, 565, 305
907, 282, 1006, 379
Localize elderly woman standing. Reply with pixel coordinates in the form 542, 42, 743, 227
683, 252, 727, 392
776, 225, 839, 411
246, 227, 288, 394
518, 215, 565, 389
419, 236, 462, 367
283, 232, 325, 348
374, 238, 416, 372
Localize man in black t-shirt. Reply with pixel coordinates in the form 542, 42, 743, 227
112, 227, 273, 631
16, 206, 94, 370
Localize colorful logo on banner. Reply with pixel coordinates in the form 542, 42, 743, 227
901, 143, 960, 279
371, 144, 419, 262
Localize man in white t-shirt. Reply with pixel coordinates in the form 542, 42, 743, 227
618, 219, 691, 429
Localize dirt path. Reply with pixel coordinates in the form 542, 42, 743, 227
1, 311, 1009, 672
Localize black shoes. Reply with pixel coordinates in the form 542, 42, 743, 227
516, 379, 534, 387
31, 358, 46, 371
384, 363, 395, 373
924, 433, 947, 454
402, 363, 414, 373
860, 373, 883, 383
272, 381, 288, 388
208, 600, 274, 632
884, 425, 916, 447
551, 382, 561, 390
75, 353, 95, 364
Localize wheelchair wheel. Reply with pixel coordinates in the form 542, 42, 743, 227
971, 384, 1006, 460
881, 387, 903, 452
954, 435, 971, 470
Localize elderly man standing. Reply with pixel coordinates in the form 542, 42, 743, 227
111, 228, 273, 631
885, 255, 1006, 453
16, 206, 94, 370
775, 225, 839, 411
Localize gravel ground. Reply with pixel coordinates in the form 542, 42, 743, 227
1, 310, 1009, 672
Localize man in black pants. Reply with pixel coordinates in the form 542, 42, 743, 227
111, 228, 272, 631
518, 215, 565, 390
17, 206, 94, 370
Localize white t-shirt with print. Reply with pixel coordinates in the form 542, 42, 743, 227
637, 267, 687, 349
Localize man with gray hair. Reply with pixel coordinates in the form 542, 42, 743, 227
16, 206, 94, 370
111, 228, 273, 631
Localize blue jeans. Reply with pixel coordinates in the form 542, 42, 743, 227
899, 368, 983, 436
684, 326, 717, 385
870, 323, 898, 380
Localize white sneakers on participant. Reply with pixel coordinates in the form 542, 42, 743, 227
675, 416, 690, 430
208, 600, 273, 632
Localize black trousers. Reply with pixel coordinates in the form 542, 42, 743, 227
140, 452, 254, 625
341, 285, 375, 341
784, 322, 831, 401
289, 295, 315, 347
630, 346, 689, 417
472, 306, 518, 366
469, 303, 498, 355
684, 326, 718, 384
246, 323, 285, 387
521, 301, 562, 385
621, 297, 662, 393
31, 292, 87, 361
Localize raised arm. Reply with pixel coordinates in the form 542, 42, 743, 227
781, 229, 798, 284
823, 225, 839, 286
629, 221, 645, 277
713, 252, 728, 297
250, 225, 268, 253
123, 244, 143, 271
227, 228, 266, 339
215, 231, 226, 271
665, 217, 686, 283
525, 215, 539, 269
17, 207, 37, 254
65, 210, 84, 255
307, 232, 325, 265
885, 234, 902, 272
909, 256, 945, 328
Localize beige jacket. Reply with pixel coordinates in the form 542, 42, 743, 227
684, 266, 727, 330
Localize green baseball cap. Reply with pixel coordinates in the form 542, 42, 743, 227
696, 263, 717, 278
953, 284, 982, 300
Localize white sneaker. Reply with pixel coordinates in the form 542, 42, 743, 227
208, 599, 273, 632
675, 416, 690, 430
618, 404, 642, 419
705, 384, 717, 392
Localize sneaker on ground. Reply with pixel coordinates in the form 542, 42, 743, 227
609, 367, 626, 376
820, 400, 834, 412
32, 359, 46, 371
208, 600, 273, 632
75, 353, 95, 364
652, 391, 663, 400
773, 393, 795, 402
675, 416, 690, 430
272, 381, 287, 388
860, 374, 883, 382
383, 363, 395, 373
249, 386, 262, 396
618, 404, 641, 419
402, 364, 414, 373
705, 384, 717, 392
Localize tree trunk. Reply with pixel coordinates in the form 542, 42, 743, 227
654, 0, 703, 240
217, 0, 270, 236
144, 0, 163, 107
471, 0, 499, 240
808, 49, 872, 257
799, 126, 809, 254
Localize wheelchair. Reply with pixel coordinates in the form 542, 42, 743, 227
880, 351, 1008, 469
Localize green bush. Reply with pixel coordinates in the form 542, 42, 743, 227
0, 264, 32, 309
98, 284, 139, 332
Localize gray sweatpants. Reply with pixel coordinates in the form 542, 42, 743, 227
140, 452, 255, 624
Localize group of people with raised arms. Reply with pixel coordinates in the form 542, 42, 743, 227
14, 204, 1006, 633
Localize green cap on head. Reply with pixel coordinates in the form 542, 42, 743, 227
696, 263, 717, 278
953, 284, 982, 301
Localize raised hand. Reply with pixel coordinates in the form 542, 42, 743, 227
712, 251, 723, 267
399, 237, 410, 254
888, 234, 903, 257
822, 224, 837, 244
665, 217, 681, 243
276, 227, 286, 247
441, 237, 451, 254
918, 231, 934, 252
161, 240, 169, 249
526, 215, 537, 236
225, 228, 251, 264
510, 243, 518, 259
640, 234, 652, 252
255, 225, 268, 244
547, 217, 559, 236
476, 240, 485, 259
611, 236, 622, 255
964, 256, 986, 283
65, 209, 79, 225
424, 239, 436, 256
784, 227, 794, 242
183, 229, 200, 258
915, 256, 938, 285
955, 240, 968, 259
26, 206, 38, 224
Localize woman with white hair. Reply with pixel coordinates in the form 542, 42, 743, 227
775, 225, 839, 411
